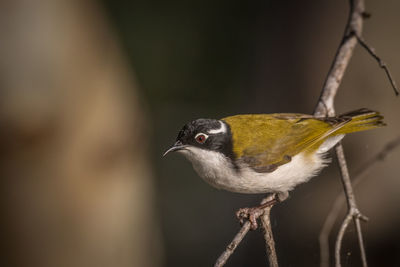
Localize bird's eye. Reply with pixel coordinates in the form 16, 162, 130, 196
195, 133, 208, 144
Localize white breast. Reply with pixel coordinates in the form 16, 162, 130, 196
178, 135, 342, 193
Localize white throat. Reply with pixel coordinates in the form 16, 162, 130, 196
178, 146, 236, 190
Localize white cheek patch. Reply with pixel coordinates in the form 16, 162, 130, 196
208, 120, 227, 134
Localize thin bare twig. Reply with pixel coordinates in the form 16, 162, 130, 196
214, 221, 252, 267
260, 195, 279, 267
355, 33, 399, 96
335, 213, 353, 267
354, 217, 368, 265
319, 136, 400, 267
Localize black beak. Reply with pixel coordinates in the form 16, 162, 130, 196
163, 140, 186, 157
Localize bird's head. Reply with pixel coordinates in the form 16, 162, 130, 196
163, 119, 234, 160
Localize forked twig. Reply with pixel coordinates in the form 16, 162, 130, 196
315, 0, 398, 264
215, 194, 278, 267
215, 0, 397, 265
313, 0, 369, 266
319, 136, 400, 267
334, 145, 369, 267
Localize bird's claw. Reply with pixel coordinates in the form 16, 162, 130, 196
236, 207, 264, 230
235, 195, 282, 230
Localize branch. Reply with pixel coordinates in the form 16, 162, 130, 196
319, 136, 400, 267
260, 198, 279, 267
214, 221, 252, 267
334, 213, 354, 267
314, 0, 399, 264
334, 145, 369, 267
355, 34, 399, 96
313, 0, 369, 266
214, 194, 278, 267
314, 0, 364, 117
215, 0, 398, 265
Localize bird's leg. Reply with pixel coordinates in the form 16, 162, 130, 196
236, 192, 288, 230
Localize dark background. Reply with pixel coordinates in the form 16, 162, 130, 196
1, 0, 399, 266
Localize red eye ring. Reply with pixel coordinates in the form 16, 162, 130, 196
195, 133, 207, 144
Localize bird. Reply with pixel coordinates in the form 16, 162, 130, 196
163, 108, 384, 226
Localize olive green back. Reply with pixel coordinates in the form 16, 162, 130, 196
222, 109, 384, 172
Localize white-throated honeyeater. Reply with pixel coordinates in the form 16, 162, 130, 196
164, 108, 384, 196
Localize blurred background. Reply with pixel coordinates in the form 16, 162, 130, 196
0, 0, 399, 266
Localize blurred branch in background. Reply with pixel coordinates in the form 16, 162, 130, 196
0, 0, 160, 267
